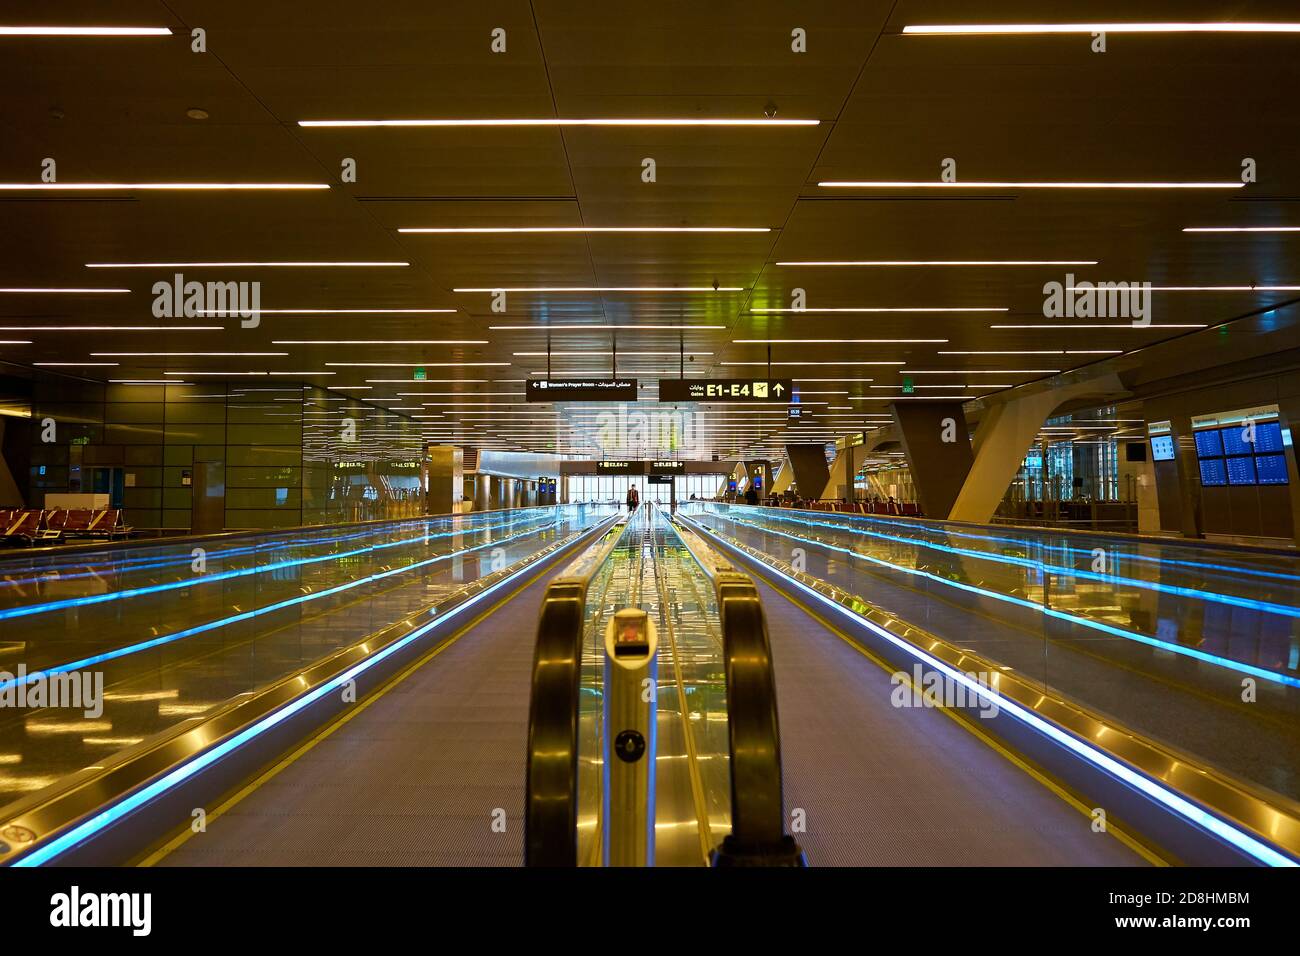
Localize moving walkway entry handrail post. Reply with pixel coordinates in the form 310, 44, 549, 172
602, 607, 657, 866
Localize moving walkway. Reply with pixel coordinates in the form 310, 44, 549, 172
2, 499, 1295, 867
677, 502, 1300, 867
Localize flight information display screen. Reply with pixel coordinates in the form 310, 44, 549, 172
1150, 434, 1176, 461
1194, 429, 1224, 457
1221, 426, 1254, 456
1254, 421, 1285, 453
1255, 454, 1290, 485
1193, 420, 1288, 486
1226, 456, 1258, 486
1199, 459, 1227, 486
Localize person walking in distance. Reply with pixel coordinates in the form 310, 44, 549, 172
626, 483, 640, 512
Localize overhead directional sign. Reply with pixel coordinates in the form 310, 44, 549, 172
649, 460, 685, 475
657, 378, 792, 402
596, 460, 646, 476
527, 378, 638, 402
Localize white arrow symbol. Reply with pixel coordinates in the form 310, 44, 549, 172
773, 382, 785, 395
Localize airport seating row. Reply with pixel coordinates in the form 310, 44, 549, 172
805, 500, 922, 517
0, 508, 129, 546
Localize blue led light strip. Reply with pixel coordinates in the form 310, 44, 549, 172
0, 511, 549, 622
698, 513, 1300, 689
770, 506, 1300, 585
0, 513, 492, 591
688, 519, 1298, 868
730, 507, 1300, 620
0, 520, 557, 692
10, 541, 555, 868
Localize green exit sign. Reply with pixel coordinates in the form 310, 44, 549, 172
902, 377, 915, 394
413, 367, 427, 381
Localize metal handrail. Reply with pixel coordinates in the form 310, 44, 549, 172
674, 512, 804, 866
524, 515, 626, 866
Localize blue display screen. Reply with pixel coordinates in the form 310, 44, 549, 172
1199, 459, 1227, 486
1194, 429, 1224, 457
1150, 434, 1176, 461
1226, 456, 1258, 485
1221, 425, 1255, 456
1253, 421, 1285, 453
1255, 454, 1290, 485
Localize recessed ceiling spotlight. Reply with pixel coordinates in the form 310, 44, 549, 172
186, 107, 209, 120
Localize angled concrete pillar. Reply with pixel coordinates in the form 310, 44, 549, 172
948, 373, 1127, 524
821, 448, 852, 501
783, 443, 829, 498
771, 458, 794, 495
888, 402, 974, 518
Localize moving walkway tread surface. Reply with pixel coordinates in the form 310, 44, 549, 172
150, 572, 555, 866
751, 577, 1146, 866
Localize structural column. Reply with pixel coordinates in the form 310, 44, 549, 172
947, 373, 1127, 524
888, 402, 974, 518
426, 445, 464, 516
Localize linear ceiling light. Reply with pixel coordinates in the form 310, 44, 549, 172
202, 308, 455, 316
272, 340, 487, 345
88, 261, 407, 268
747, 307, 1007, 313
904, 369, 1060, 374
732, 338, 947, 344
1183, 226, 1300, 233
327, 362, 509, 368
901, 22, 1300, 36
453, 286, 741, 293
991, 323, 1206, 329
0, 26, 173, 36
2, 183, 326, 191
0, 287, 129, 293
722, 361, 904, 367
489, 324, 726, 330
33, 361, 115, 366
92, 352, 287, 357
776, 259, 1097, 266
818, 181, 1243, 190
939, 350, 1122, 355
300, 118, 818, 128
513, 351, 711, 356
0, 325, 220, 331
400, 226, 769, 234
1114, 285, 1300, 292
